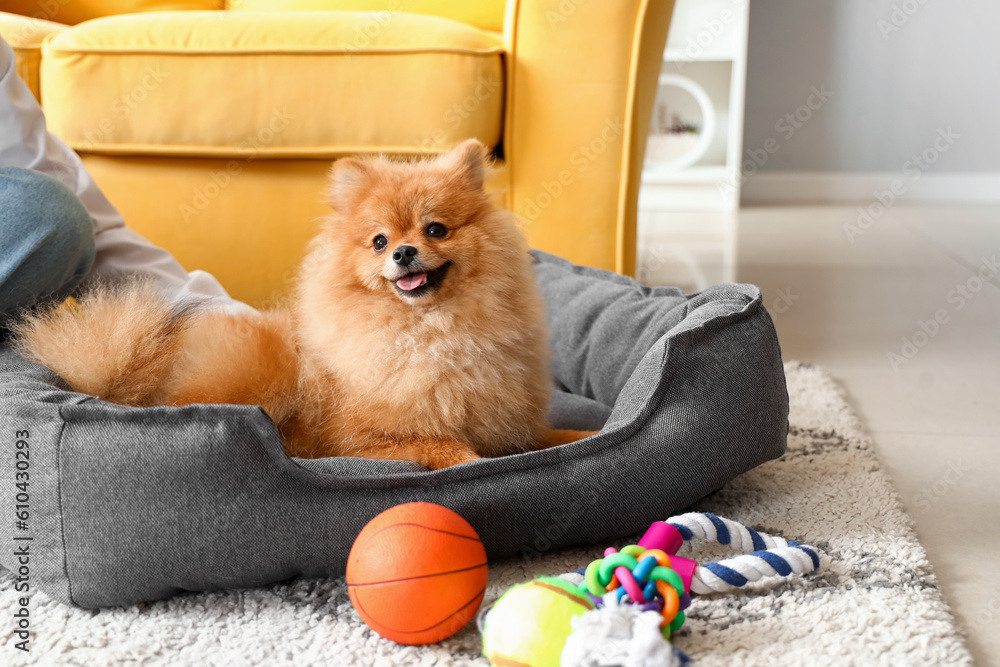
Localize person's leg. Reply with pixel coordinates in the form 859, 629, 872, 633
0, 167, 96, 317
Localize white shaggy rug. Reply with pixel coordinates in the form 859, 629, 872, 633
1, 363, 973, 666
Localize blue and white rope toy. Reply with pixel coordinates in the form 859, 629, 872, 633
665, 512, 821, 594
481, 512, 821, 667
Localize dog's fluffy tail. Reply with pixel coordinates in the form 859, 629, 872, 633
10, 284, 199, 406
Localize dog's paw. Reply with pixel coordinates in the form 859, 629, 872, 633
421, 445, 481, 470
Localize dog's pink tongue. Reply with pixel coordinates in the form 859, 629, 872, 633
396, 273, 427, 291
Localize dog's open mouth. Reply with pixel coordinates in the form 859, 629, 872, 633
394, 261, 452, 298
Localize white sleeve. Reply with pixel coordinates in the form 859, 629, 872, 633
0, 35, 251, 310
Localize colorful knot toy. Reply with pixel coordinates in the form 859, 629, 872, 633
579, 527, 694, 637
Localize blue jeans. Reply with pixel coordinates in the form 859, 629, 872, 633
0, 166, 95, 317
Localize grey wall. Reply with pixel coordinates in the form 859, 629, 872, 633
744, 0, 1000, 173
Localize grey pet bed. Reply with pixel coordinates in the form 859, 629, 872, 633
0, 251, 787, 609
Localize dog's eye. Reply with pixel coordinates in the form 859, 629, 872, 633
373, 234, 388, 251
425, 223, 447, 238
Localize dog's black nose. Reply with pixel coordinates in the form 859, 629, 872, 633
392, 245, 418, 266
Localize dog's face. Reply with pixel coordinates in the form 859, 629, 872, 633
323, 140, 497, 306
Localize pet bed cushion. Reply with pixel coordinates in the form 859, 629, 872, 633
0, 251, 788, 608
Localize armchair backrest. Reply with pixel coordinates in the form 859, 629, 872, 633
0, 0, 220, 26
228, 1, 505, 33
0, 0, 505, 32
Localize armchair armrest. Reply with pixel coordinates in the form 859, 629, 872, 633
503, 0, 675, 274
0, 11, 66, 101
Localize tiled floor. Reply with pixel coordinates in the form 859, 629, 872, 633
639, 205, 1000, 666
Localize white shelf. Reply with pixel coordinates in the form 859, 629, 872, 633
641, 0, 748, 211
663, 0, 744, 64
636, 0, 748, 287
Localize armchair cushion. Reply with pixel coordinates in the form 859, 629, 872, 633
40, 11, 504, 157
0, 251, 788, 608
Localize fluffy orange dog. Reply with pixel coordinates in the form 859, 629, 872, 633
13, 140, 594, 469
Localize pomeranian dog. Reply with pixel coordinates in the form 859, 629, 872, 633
12, 140, 595, 469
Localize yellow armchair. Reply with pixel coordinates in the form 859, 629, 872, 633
0, 1, 674, 307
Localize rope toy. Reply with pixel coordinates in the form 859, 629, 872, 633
481, 512, 821, 666
666, 512, 821, 595
561, 512, 821, 639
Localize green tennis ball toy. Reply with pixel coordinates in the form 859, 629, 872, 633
482, 577, 594, 667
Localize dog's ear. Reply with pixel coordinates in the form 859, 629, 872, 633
438, 139, 486, 191
327, 158, 369, 211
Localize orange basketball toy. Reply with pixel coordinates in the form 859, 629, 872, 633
346, 502, 488, 645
